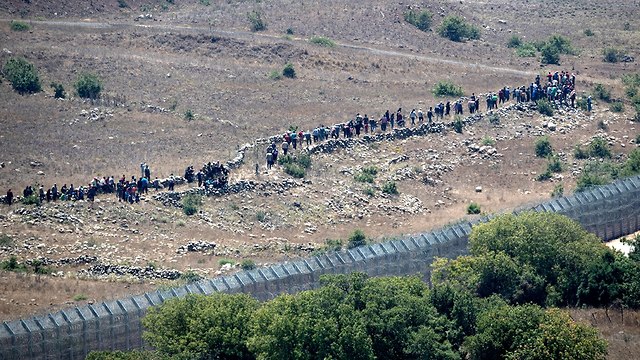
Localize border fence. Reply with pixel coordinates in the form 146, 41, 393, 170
1, 175, 640, 360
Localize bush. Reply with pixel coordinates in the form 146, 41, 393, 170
382, 181, 398, 195
437, 15, 480, 42
547, 155, 563, 173
282, 63, 296, 78
10, 20, 30, 31
589, 137, 611, 158
432, 80, 464, 97
576, 96, 589, 111
182, 194, 202, 216
575, 161, 617, 192
603, 47, 623, 63
286, 28, 294, 35
50, 82, 65, 99
363, 187, 375, 197
247, 10, 266, 31
535, 136, 553, 158
506, 35, 522, 48
573, 145, 589, 160
241, 259, 256, 270
481, 136, 495, 146
255, 210, 266, 222
117, 0, 128, 8
268, 69, 282, 80
551, 184, 564, 197
536, 99, 554, 116
184, 109, 194, 121
404, 10, 433, 32
467, 202, 481, 214
1, 256, 27, 272
347, 229, 367, 249
610, 101, 624, 113
3, 57, 41, 94
515, 43, 537, 57
487, 113, 500, 125
354, 172, 375, 184
594, 83, 611, 102
309, 36, 336, 47
546, 34, 576, 55
584, 28, 594, 36
453, 116, 463, 133
540, 43, 560, 65
22, 194, 41, 206
284, 163, 305, 178
74, 73, 102, 99
536, 170, 552, 181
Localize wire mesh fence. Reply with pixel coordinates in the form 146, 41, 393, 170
1, 175, 639, 360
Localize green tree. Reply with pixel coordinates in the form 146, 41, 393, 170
541, 43, 560, 64
347, 229, 367, 248
142, 293, 259, 360
74, 73, 102, 99
404, 10, 433, 32
437, 15, 480, 42
534, 136, 552, 157
3, 57, 41, 94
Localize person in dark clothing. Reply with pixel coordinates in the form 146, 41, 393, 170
6, 189, 13, 205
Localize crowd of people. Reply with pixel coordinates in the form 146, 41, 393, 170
264, 70, 583, 169
4, 70, 585, 204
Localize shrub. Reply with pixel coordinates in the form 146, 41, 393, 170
547, 155, 563, 173
467, 202, 481, 214
199, 0, 211, 5
218, 258, 235, 267
0, 234, 13, 248
73, 294, 88, 301
284, 163, 305, 178
575, 161, 617, 192
74, 73, 102, 99
573, 145, 589, 160
22, 194, 41, 206
610, 101, 624, 113
487, 113, 501, 125
593, 83, 611, 102
247, 10, 266, 32
546, 34, 576, 55
481, 136, 496, 146
354, 172, 375, 184
589, 137, 611, 158
180, 270, 202, 283
437, 15, 480, 42
432, 80, 464, 97
363, 187, 375, 197
576, 96, 589, 111
515, 43, 537, 57
50, 82, 66, 99
255, 210, 266, 222
309, 36, 336, 47
3, 57, 41, 94
10, 20, 30, 31
286, 28, 294, 35
506, 35, 522, 48
536, 170, 552, 181
282, 63, 296, 78
404, 10, 433, 32
241, 259, 256, 270
603, 47, 623, 63
117, 0, 128, 8
347, 229, 367, 249
0, 256, 27, 272
362, 166, 378, 175
584, 29, 594, 36
382, 181, 398, 195
535, 136, 553, 158
551, 184, 564, 197
453, 116, 463, 133
296, 153, 312, 168
268, 69, 282, 80
182, 194, 202, 216
184, 109, 194, 121
540, 43, 560, 65
537, 99, 554, 116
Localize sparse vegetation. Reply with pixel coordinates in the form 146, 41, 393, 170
347, 229, 367, 249
255, 210, 266, 222
21, 194, 40, 206
536, 99, 554, 116
515, 43, 537, 57
117, 0, 128, 8
0, 256, 27, 272
73, 294, 88, 301
437, 15, 480, 42
218, 258, 235, 267
0, 234, 13, 248
268, 69, 282, 80
184, 109, 194, 121
584, 28, 594, 36
279, 153, 311, 178
432, 81, 464, 97
481, 136, 495, 146
404, 10, 433, 32
180, 270, 202, 283
551, 184, 564, 197
50, 82, 66, 99
535, 136, 553, 158
282, 63, 296, 79
467, 202, 481, 214
309, 36, 336, 48
547, 155, 564, 173
354, 166, 378, 183
74, 73, 102, 99
363, 187, 375, 197
506, 35, 522, 48
182, 194, 202, 216
382, 181, 398, 195
10, 20, 30, 31
541, 43, 560, 65
3, 57, 41, 94
603, 47, 624, 63
589, 137, 611, 158
453, 116, 464, 133
593, 83, 611, 102
241, 259, 256, 270
487, 113, 500, 125
609, 101, 624, 113
247, 10, 266, 32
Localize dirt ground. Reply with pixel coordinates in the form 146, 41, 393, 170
1, 1, 640, 357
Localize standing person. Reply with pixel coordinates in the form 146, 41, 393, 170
168, 174, 175, 191
418, 108, 424, 123
282, 141, 289, 156
410, 109, 417, 127
587, 96, 592, 112
51, 184, 58, 201
445, 101, 451, 116
140, 163, 146, 178
144, 164, 151, 180
390, 113, 395, 129
5, 189, 13, 205
427, 107, 433, 123
266, 150, 273, 170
